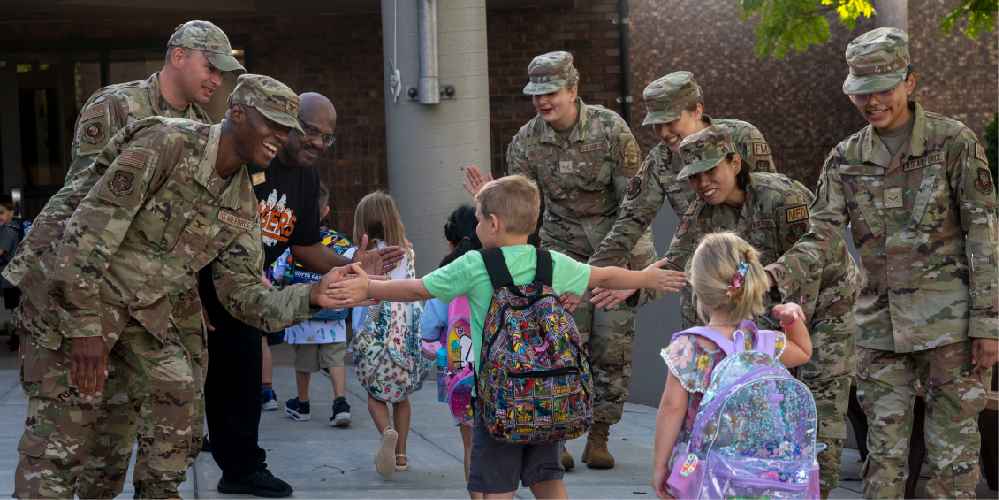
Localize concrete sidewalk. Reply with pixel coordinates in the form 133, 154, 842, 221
0, 346, 993, 498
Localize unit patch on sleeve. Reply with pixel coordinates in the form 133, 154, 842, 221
975, 167, 994, 196
627, 177, 642, 200
108, 171, 135, 196
785, 204, 808, 222
788, 223, 807, 243
753, 142, 771, 156
756, 160, 771, 172
78, 102, 112, 156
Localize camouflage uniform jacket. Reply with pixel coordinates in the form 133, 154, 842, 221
18, 117, 318, 349
599, 116, 777, 267
5, 72, 211, 288
665, 172, 815, 330
506, 98, 653, 269
766, 103, 998, 352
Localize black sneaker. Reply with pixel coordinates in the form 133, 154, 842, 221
217, 469, 293, 498
284, 397, 310, 421
330, 397, 352, 427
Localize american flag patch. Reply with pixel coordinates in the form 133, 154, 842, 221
81, 103, 104, 121
117, 150, 147, 168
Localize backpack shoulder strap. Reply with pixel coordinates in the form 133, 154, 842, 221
737, 320, 776, 356
479, 248, 514, 289
534, 249, 554, 287
671, 327, 738, 356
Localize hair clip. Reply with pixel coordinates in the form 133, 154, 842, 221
726, 262, 749, 303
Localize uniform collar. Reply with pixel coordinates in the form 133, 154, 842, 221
148, 72, 197, 119
861, 101, 926, 167
191, 125, 242, 210
541, 98, 589, 147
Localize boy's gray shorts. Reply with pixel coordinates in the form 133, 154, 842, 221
466, 407, 565, 494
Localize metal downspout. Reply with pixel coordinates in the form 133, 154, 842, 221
418, 0, 440, 105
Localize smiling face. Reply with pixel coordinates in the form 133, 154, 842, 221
855, 74, 914, 129
172, 48, 225, 105
686, 156, 744, 207
654, 105, 704, 153
279, 94, 337, 167
532, 86, 579, 131
231, 104, 290, 167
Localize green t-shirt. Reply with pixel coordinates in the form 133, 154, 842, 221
423, 245, 592, 373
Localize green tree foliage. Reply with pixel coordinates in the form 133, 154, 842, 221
737, 0, 998, 60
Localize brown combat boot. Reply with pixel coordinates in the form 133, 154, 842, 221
561, 443, 574, 470
581, 422, 614, 469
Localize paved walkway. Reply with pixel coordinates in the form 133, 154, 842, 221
0, 344, 993, 498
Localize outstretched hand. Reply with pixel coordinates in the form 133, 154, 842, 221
590, 287, 636, 310
772, 302, 806, 325
462, 165, 494, 197
311, 265, 380, 309
352, 234, 406, 275
560, 292, 583, 313
643, 257, 687, 293
327, 263, 374, 306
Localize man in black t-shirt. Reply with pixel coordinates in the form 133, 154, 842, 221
200, 93, 404, 497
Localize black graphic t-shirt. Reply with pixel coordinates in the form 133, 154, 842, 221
247, 157, 323, 268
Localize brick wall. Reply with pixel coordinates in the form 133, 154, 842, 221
628, 0, 874, 189
907, 0, 998, 141
485, 0, 626, 177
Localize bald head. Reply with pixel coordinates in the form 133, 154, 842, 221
278, 92, 337, 167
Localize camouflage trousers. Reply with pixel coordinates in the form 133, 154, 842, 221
75, 324, 207, 499
14, 321, 202, 499
571, 293, 636, 425
855, 341, 990, 499
794, 264, 857, 493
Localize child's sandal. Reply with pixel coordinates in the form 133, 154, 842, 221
395, 454, 408, 471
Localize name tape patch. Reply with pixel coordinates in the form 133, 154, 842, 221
218, 211, 254, 231
785, 204, 808, 222
747, 220, 776, 230
903, 152, 944, 171
753, 142, 771, 156
580, 142, 609, 153
252, 172, 266, 186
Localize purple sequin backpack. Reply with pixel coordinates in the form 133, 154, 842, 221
666, 320, 821, 499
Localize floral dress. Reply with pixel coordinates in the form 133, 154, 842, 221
660, 326, 787, 471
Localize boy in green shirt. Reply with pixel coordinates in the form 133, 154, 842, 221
329, 175, 685, 499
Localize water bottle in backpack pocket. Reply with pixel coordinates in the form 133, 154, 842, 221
666, 321, 821, 500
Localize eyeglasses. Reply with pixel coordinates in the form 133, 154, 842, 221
297, 118, 336, 147
849, 87, 896, 106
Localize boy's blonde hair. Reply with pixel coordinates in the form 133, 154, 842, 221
353, 190, 408, 251
688, 232, 768, 325
475, 175, 540, 234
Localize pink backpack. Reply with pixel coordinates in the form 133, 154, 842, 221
444, 296, 474, 426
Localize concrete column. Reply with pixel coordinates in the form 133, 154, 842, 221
873, 0, 908, 30
381, 0, 491, 277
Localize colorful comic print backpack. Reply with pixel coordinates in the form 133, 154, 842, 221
351, 251, 432, 403
476, 248, 592, 444
667, 320, 821, 499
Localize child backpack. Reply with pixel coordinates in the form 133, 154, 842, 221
443, 296, 475, 425
666, 320, 821, 500
351, 249, 433, 403
476, 248, 592, 444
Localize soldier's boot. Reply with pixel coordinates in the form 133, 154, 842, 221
582, 422, 614, 469
561, 443, 574, 470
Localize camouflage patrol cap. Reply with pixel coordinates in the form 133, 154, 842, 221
642, 72, 702, 126
677, 125, 736, 181
228, 74, 305, 135
843, 27, 909, 95
524, 51, 575, 95
168, 20, 246, 74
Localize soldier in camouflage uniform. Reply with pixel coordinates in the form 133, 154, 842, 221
466, 51, 659, 469
590, 71, 779, 311
765, 28, 998, 499
2, 20, 244, 499
8, 75, 353, 499
663, 126, 861, 495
